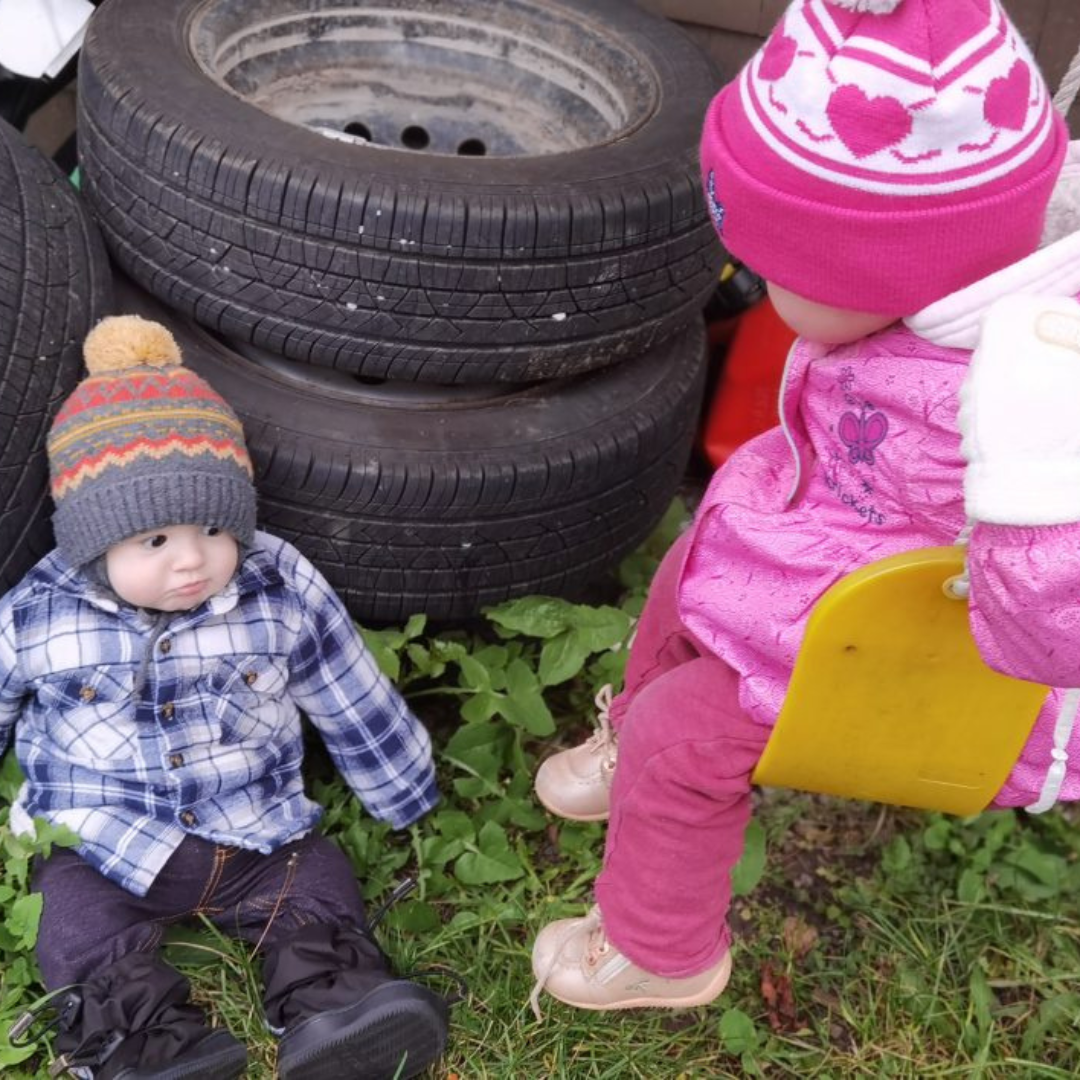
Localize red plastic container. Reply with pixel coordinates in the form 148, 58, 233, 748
701, 294, 797, 469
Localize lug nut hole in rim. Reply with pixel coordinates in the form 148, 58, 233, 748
189, 0, 656, 157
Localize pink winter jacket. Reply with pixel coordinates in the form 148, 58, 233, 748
679, 236, 1080, 812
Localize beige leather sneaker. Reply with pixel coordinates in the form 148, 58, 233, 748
534, 686, 618, 822
529, 906, 731, 1018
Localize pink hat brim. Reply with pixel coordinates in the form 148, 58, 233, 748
700, 86, 1069, 316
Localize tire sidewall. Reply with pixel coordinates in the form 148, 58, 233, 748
81, 0, 718, 198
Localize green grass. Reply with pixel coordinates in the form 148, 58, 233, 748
7, 787, 1080, 1079
175, 794, 1080, 1078
3, 508, 1080, 1076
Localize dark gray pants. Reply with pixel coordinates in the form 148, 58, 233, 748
33, 833, 367, 989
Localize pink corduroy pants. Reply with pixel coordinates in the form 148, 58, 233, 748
594, 533, 770, 978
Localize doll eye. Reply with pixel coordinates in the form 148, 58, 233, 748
203, 526, 222, 537
142, 534, 168, 550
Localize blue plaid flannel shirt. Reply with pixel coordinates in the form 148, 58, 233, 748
0, 531, 439, 896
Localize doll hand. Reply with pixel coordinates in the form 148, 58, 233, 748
959, 295, 1080, 525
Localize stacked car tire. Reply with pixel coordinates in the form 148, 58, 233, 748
0, 118, 111, 591
75, 0, 724, 621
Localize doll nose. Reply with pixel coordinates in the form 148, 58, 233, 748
171, 534, 206, 570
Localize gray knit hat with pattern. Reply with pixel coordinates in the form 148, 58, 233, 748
47, 315, 257, 567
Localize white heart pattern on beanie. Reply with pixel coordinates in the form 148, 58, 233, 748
740, 0, 1052, 195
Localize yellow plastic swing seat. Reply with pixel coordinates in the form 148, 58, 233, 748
751, 547, 1049, 816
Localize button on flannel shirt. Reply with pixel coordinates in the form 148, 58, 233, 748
0, 532, 439, 896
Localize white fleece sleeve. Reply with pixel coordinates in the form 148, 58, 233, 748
959, 294, 1080, 526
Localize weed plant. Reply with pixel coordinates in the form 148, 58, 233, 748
1, 501, 1079, 1076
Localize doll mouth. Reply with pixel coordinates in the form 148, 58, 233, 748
172, 580, 209, 597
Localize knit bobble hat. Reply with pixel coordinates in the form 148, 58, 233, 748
700, 0, 1069, 316
47, 314, 257, 568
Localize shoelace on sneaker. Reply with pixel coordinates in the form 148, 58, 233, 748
584, 685, 618, 772
528, 905, 606, 1021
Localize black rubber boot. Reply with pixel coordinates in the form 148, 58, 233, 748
107, 1031, 248, 1080
265, 924, 448, 1080
49, 953, 247, 1079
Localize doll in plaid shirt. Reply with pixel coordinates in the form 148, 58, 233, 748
0, 315, 448, 1080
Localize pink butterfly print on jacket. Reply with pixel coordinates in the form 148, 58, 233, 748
838, 404, 889, 466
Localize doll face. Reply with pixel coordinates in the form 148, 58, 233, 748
105, 524, 240, 611
767, 283, 898, 345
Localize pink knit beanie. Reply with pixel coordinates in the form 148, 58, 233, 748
700, 0, 1068, 316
